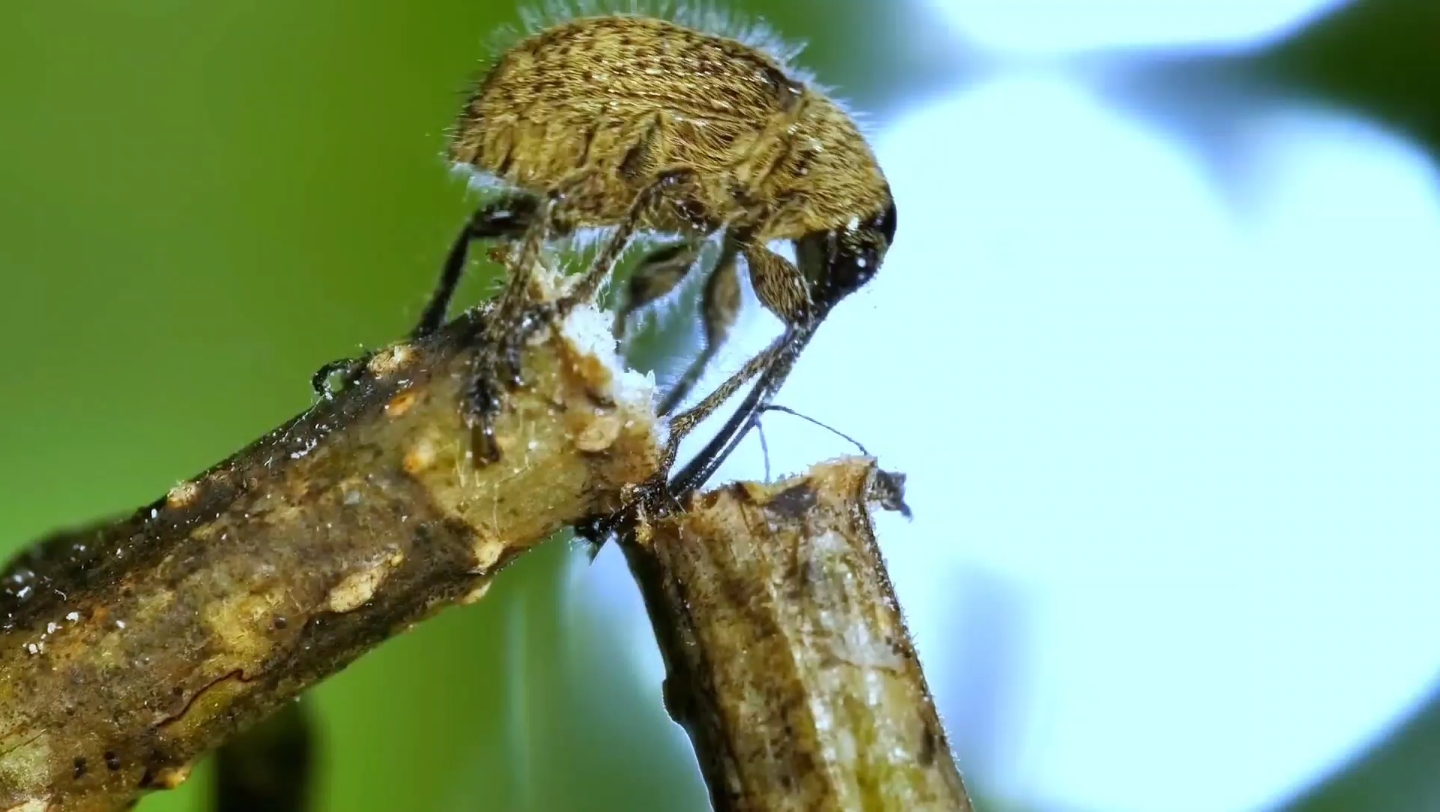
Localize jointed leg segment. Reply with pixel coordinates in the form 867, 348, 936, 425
575, 321, 819, 548
652, 239, 741, 416
460, 169, 703, 463
308, 193, 539, 400
611, 239, 704, 341
412, 194, 539, 340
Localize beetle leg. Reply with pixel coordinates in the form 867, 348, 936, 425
655, 237, 742, 416
611, 238, 704, 340
566, 168, 700, 306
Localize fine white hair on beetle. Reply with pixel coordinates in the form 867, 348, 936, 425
536, 0, 866, 135
436, 0, 887, 324
505, 0, 815, 84
443, 0, 881, 183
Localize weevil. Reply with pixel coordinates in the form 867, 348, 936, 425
341, 12, 896, 483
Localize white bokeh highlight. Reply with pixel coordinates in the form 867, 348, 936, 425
920, 0, 1352, 55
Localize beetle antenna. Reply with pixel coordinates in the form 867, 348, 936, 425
757, 404, 869, 457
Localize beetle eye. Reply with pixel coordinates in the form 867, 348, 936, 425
874, 200, 897, 247
797, 209, 891, 315
820, 237, 880, 308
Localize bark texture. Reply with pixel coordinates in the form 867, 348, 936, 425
0, 302, 661, 812
628, 458, 973, 812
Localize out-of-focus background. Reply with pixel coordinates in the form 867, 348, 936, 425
3, 1, 1438, 810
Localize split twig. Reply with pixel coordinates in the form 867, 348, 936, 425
626, 458, 973, 812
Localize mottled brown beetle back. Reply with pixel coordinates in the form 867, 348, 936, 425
447, 14, 890, 242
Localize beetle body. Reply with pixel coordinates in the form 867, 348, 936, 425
449, 15, 892, 250
386, 11, 896, 484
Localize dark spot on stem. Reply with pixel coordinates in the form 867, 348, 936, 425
767, 483, 817, 519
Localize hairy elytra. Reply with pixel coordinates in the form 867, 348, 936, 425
449, 14, 892, 250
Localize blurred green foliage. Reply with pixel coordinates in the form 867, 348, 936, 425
1282, 685, 1440, 812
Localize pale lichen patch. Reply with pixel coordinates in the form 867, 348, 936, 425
5, 799, 50, 812
202, 588, 285, 664
457, 579, 493, 606
366, 343, 415, 377
402, 436, 439, 475
385, 389, 420, 417
151, 764, 192, 790
165, 480, 202, 509
325, 552, 402, 614
472, 537, 506, 572
573, 409, 623, 452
